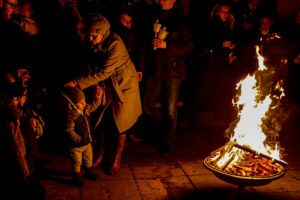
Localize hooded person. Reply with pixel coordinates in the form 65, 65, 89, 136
61, 86, 103, 187
64, 14, 142, 175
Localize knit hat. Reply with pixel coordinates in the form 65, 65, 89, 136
85, 14, 111, 38
64, 87, 85, 104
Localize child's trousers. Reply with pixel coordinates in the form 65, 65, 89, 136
70, 143, 93, 173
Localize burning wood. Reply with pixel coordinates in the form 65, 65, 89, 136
233, 143, 288, 166
207, 143, 285, 177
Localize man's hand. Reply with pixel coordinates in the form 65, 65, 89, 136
228, 43, 236, 50
137, 72, 143, 82
243, 22, 254, 29
223, 41, 232, 48
152, 39, 167, 49
64, 80, 77, 88
229, 53, 237, 64
95, 85, 103, 99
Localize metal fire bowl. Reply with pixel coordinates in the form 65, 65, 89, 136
203, 157, 285, 187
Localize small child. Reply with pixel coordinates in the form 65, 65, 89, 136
62, 86, 103, 187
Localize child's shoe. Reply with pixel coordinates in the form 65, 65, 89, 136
83, 168, 98, 181
72, 172, 84, 187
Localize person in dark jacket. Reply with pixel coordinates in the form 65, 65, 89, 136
115, 9, 143, 82
114, 9, 143, 142
141, 0, 194, 156
286, 9, 300, 106
198, 2, 239, 128
62, 86, 102, 187
0, 0, 29, 69
1, 81, 33, 198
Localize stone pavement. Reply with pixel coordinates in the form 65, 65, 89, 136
37, 106, 300, 200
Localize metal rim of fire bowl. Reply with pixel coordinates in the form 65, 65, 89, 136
203, 156, 285, 186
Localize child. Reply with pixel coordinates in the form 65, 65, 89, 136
62, 85, 103, 187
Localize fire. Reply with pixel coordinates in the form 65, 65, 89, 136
256, 46, 267, 71
211, 45, 287, 171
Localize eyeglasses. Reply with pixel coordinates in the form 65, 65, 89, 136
3, 0, 18, 8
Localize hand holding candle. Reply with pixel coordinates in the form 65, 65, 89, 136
158, 27, 168, 40
152, 39, 167, 49
153, 25, 168, 50
153, 19, 161, 39
153, 19, 162, 50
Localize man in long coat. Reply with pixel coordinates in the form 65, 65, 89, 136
65, 14, 142, 174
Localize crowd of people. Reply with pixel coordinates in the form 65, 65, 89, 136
1, 0, 299, 198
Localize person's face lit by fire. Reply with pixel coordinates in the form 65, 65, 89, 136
16, 68, 31, 82
120, 13, 132, 29
20, 1, 33, 18
2, 0, 18, 20
217, 5, 231, 22
75, 98, 86, 111
248, 0, 260, 8
260, 17, 272, 35
5, 73, 16, 83
159, 0, 176, 11
88, 33, 103, 46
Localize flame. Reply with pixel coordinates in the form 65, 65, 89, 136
256, 46, 267, 71
215, 46, 285, 167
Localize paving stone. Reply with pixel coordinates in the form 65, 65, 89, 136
136, 179, 169, 200
159, 176, 195, 199
93, 167, 134, 180
189, 174, 236, 190
176, 154, 204, 164
288, 170, 300, 180
132, 165, 184, 178
41, 154, 72, 173
126, 153, 176, 166
40, 167, 73, 186
258, 191, 300, 200
254, 172, 300, 192
180, 163, 211, 175
82, 179, 141, 200
43, 183, 81, 200
186, 175, 261, 199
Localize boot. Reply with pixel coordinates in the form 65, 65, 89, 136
72, 172, 84, 187
109, 134, 126, 175
91, 148, 104, 168
83, 167, 98, 181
